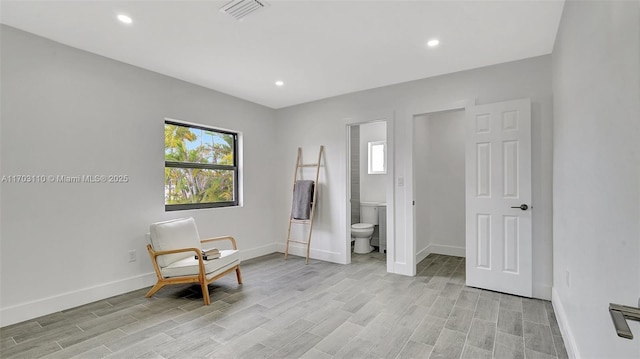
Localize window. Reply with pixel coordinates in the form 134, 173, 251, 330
164, 120, 238, 210
368, 140, 386, 174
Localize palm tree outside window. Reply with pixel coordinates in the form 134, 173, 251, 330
164, 120, 239, 210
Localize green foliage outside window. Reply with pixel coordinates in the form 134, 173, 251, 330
164, 122, 238, 210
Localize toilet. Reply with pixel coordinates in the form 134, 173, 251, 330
351, 202, 378, 254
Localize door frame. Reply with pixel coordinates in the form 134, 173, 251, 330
345, 113, 395, 273
405, 100, 471, 275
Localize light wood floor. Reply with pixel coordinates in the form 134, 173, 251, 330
1, 252, 568, 359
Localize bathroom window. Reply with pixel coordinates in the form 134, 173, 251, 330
164, 120, 239, 211
368, 141, 386, 174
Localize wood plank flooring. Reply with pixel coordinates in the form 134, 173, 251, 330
1, 252, 568, 358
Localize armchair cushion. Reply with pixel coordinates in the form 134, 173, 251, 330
150, 217, 201, 267
161, 249, 240, 278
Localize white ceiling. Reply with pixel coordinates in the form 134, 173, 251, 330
0, 0, 565, 109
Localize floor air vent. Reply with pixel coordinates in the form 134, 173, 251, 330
220, 0, 267, 21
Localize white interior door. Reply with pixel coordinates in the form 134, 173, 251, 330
465, 98, 532, 297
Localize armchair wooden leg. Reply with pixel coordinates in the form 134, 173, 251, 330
235, 266, 243, 284
145, 282, 166, 298
200, 280, 211, 305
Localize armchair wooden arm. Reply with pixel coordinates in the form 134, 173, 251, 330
200, 235, 238, 250
146, 244, 207, 282
198, 236, 242, 284
148, 245, 202, 257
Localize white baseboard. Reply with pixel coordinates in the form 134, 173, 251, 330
275, 243, 343, 264
417, 246, 431, 263
0, 272, 157, 327
552, 288, 580, 359
426, 243, 465, 258
1, 243, 281, 328
240, 243, 279, 261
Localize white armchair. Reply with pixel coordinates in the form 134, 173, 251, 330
145, 217, 242, 305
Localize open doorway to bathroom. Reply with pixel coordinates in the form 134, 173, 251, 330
347, 121, 387, 265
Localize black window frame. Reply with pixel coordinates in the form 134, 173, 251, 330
164, 120, 239, 211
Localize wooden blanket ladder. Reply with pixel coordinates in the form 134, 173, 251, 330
284, 146, 324, 264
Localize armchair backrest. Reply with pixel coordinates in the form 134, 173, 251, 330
149, 217, 201, 267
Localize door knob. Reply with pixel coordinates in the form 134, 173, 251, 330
511, 204, 529, 211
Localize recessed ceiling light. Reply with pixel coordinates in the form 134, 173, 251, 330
117, 14, 133, 24
427, 39, 440, 47
275, 80, 284, 87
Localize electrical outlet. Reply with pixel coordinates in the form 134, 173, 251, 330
128, 250, 137, 262
565, 270, 570, 288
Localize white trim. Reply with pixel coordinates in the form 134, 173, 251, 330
427, 244, 465, 258
345, 123, 355, 265
0, 272, 157, 327
0, 244, 279, 327
276, 243, 342, 263
552, 288, 580, 359
409, 100, 471, 118
416, 244, 466, 264
385, 114, 396, 275
407, 99, 472, 275
417, 246, 431, 263
239, 243, 278, 261
416, 244, 466, 263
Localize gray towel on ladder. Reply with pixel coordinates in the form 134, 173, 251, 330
292, 180, 314, 220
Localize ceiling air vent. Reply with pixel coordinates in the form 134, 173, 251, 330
220, 0, 268, 21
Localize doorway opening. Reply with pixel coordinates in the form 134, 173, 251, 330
413, 109, 466, 263
347, 120, 388, 265
410, 99, 533, 298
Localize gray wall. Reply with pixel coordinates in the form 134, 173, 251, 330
275, 54, 554, 294
0, 26, 278, 325
551, 1, 640, 357
414, 110, 466, 257
1, 20, 559, 324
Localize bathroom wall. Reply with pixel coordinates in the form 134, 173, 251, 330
414, 110, 466, 259
359, 121, 387, 203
